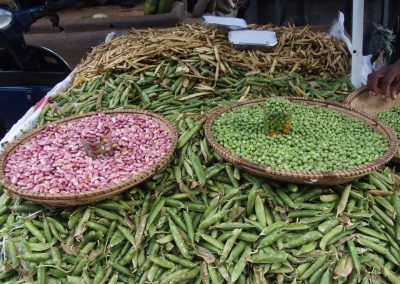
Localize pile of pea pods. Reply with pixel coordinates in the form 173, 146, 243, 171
1, 119, 400, 283
1, 44, 399, 283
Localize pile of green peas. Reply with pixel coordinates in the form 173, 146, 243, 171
378, 107, 400, 154
212, 99, 389, 172
263, 98, 293, 133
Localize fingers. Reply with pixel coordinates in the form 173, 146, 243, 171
381, 71, 399, 100
367, 69, 386, 96
391, 80, 400, 99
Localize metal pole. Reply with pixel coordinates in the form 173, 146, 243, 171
383, 0, 389, 27
351, 0, 364, 88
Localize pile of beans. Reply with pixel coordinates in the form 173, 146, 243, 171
1, 164, 400, 284
378, 107, 400, 154
4, 113, 172, 193
1, 26, 400, 284
212, 99, 389, 172
263, 98, 293, 135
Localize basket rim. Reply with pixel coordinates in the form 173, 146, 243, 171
344, 86, 400, 162
204, 97, 399, 181
0, 109, 178, 201
343, 86, 368, 105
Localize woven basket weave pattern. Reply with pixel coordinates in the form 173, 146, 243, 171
345, 87, 400, 162
204, 97, 398, 185
0, 110, 178, 207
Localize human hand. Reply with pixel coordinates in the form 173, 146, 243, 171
367, 59, 400, 100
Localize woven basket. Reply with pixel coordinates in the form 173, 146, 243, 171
204, 97, 398, 185
345, 87, 400, 162
0, 110, 178, 207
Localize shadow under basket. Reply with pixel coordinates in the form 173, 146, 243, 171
345, 86, 400, 162
204, 97, 398, 185
0, 110, 178, 207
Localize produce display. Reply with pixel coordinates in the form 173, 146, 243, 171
1, 24, 399, 283
71, 24, 349, 86
212, 98, 389, 172
378, 107, 400, 154
4, 113, 172, 194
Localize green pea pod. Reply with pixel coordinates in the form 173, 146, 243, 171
391, 192, 400, 213
372, 205, 394, 227
288, 210, 320, 218
260, 221, 286, 236
319, 225, 344, 250
320, 267, 332, 284
205, 164, 225, 180
320, 194, 339, 202
357, 238, 388, 255
225, 164, 240, 188
231, 246, 251, 283
169, 218, 191, 259
46, 217, 67, 234
43, 217, 52, 243
199, 210, 226, 229
165, 253, 197, 269
309, 263, 330, 284
250, 251, 288, 264
213, 222, 255, 230
336, 184, 351, 216
75, 208, 91, 237
318, 219, 340, 233
296, 242, 318, 255
146, 199, 165, 230
160, 268, 200, 284
300, 256, 327, 280
246, 187, 257, 216
183, 211, 194, 244
109, 230, 125, 247
37, 266, 47, 284
177, 118, 206, 149
374, 196, 395, 214
259, 230, 286, 248
255, 194, 267, 227
356, 226, 388, 241
228, 241, 247, 262
238, 232, 259, 242
347, 240, 361, 276
72, 257, 88, 276
283, 223, 310, 231
284, 231, 323, 248
165, 207, 187, 232
6, 239, 19, 269
296, 262, 311, 277
50, 247, 61, 266
201, 234, 224, 250
24, 220, 46, 242
220, 229, 242, 262
383, 266, 400, 283
293, 188, 323, 203
191, 154, 206, 187
275, 188, 296, 208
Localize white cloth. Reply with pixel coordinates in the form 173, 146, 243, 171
329, 11, 372, 85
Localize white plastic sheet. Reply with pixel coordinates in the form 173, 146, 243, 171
0, 32, 119, 152
329, 11, 372, 86
0, 71, 76, 152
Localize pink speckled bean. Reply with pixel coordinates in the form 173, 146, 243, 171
5, 113, 172, 194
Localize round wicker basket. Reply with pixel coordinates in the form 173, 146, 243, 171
345, 86, 400, 162
204, 97, 398, 185
0, 110, 178, 207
